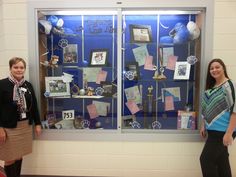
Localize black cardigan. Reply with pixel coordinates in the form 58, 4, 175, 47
0, 78, 41, 128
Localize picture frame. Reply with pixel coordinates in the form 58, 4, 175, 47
63, 44, 78, 63
89, 49, 108, 67
173, 61, 191, 80
100, 81, 117, 97
125, 61, 140, 81
177, 110, 196, 130
45, 76, 70, 97
129, 24, 152, 43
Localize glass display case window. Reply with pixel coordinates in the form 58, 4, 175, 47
36, 9, 204, 132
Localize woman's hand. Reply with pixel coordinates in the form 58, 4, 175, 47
34, 125, 42, 137
223, 132, 233, 146
200, 122, 207, 139
0, 127, 6, 143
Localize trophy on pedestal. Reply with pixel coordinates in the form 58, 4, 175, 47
143, 85, 156, 128
153, 47, 167, 80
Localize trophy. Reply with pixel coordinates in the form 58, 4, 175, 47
153, 47, 167, 80
143, 85, 156, 128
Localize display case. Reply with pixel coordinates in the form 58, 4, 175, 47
27, 0, 214, 140
38, 11, 118, 130
121, 11, 201, 130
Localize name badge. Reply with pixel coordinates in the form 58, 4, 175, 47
21, 112, 27, 119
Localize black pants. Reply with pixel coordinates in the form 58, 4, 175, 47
200, 130, 236, 177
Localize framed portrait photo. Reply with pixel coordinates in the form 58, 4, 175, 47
173, 62, 191, 80
63, 44, 78, 63
45, 76, 70, 97
125, 61, 140, 81
129, 24, 152, 43
89, 49, 108, 67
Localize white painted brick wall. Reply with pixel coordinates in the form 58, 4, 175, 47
0, 0, 236, 177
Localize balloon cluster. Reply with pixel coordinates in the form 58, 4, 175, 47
160, 21, 200, 45
38, 15, 76, 36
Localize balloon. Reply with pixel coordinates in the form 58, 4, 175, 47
187, 21, 200, 40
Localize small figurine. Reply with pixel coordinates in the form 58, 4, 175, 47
87, 87, 94, 96
49, 55, 59, 68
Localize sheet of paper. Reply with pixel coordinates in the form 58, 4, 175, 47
92, 100, 110, 116
125, 100, 140, 115
125, 85, 142, 104
164, 96, 174, 111
166, 55, 178, 70
87, 104, 99, 119
55, 119, 74, 129
144, 55, 154, 70
163, 47, 174, 66
181, 115, 190, 129
161, 87, 181, 102
83, 68, 101, 82
132, 45, 149, 66
96, 70, 108, 84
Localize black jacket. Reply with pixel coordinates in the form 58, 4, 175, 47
0, 78, 41, 128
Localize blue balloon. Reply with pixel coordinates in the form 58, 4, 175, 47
160, 36, 173, 44
47, 15, 59, 27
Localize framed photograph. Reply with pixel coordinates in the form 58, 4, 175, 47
129, 24, 152, 43
89, 49, 108, 66
63, 44, 78, 63
45, 76, 70, 97
100, 81, 117, 97
177, 110, 196, 130
173, 61, 191, 80
125, 61, 140, 80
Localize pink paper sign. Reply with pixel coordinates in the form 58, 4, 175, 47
125, 100, 140, 115
144, 55, 154, 70
166, 55, 178, 70
96, 70, 108, 84
87, 104, 99, 119
164, 96, 175, 111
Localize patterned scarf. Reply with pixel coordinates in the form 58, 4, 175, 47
8, 74, 27, 113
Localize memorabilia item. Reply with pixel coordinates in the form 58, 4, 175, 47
177, 110, 196, 130
143, 85, 156, 128
62, 110, 75, 120
63, 44, 78, 63
152, 120, 162, 129
81, 119, 90, 129
174, 61, 191, 80
132, 45, 149, 66
125, 61, 140, 80
58, 38, 68, 48
101, 81, 116, 97
89, 49, 108, 66
122, 115, 135, 128
187, 55, 198, 65
73, 115, 84, 129
45, 76, 71, 97
129, 24, 152, 43
124, 85, 142, 104
95, 87, 104, 96
71, 83, 80, 95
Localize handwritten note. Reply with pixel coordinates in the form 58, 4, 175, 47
166, 55, 178, 70
163, 47, 174, 66
96, 70, 108, 84
125, 100, 140, 114
132, 45, 149, 66
87, 104, 99, 119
